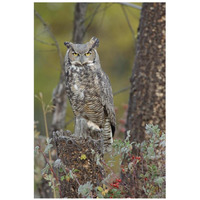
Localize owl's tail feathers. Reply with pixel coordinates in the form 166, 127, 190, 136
103, 119, 114, 152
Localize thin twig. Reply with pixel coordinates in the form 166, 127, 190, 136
36, 49, 57, 53
125, 5, 140, 19
121, 5, 135, 40
84, 3, 113, 23
83, 4, 101, 36
99, 5, 107, 28
34, 38, 56, 46
65, 167, 81, 186
99, 4, 112, 28
34, 10, 63, 69
35, 28, 47, 37
39, 146, 62, 198
113, 86, 130, 96
118, 3, 142, 10
65, 117, 75, 127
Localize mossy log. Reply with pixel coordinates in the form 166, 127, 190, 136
53, 131, 105, 198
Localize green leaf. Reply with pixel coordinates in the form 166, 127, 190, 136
66, 175, 70, 182
34, 146, 39, 154
97, 186, 103, 192
61, 176, 65, 181
91, 149, 95, 155
95, 153, 102, 166
46, 137, 52, 145
41, 163, 50, 175
44, 143, 53, 155
78, 181, 93, 198
154, 177, 164, 187
72, 168, 80, 173
147, 146, 155, 158
69, 170, 74, 179
80, 154, 87, 160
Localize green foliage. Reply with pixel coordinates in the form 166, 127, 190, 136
35, 123, 165, 198
104, 188, 122, 198
43, 173, 60, 191
138, 124, 166, 198
78, 181, 93, 198
112, 130, 133, 159
44, 138, 53, 155
34, 145, 40, 155
41, 163, 50, 175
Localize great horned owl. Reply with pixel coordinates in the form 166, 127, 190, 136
64, 37, 116, 152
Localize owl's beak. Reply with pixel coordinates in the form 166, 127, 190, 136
80, 55, 84, 65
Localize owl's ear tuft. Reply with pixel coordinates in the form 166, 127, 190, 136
89, 37, 99, 48
64, 41, 71, 48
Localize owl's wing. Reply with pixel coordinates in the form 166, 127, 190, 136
98, 71, 116, 136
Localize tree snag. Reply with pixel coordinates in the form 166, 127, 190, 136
53, 131, 104, 198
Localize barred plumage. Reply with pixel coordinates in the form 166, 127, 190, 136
64, 37, 116, 152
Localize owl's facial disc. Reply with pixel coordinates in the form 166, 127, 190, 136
64, 37, 99, 66
70, 49, 95, 66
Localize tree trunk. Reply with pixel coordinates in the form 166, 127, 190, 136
53, 131, 104, 198
121, 3, 166, 198
51, 72, 67, 133
126, 3, 166, 143
51, 3, 88, 133
72, 3, 88, 43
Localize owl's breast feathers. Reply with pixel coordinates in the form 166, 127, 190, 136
65, 64, 116, 136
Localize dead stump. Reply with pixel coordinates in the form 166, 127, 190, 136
53, 131, 105, 198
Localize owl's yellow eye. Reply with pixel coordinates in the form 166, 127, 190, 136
72, 52, 79, 56
85, 52, 91, 56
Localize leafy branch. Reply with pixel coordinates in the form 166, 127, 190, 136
35, 144, 61, 198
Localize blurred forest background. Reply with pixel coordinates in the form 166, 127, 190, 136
34, 2, 141, 138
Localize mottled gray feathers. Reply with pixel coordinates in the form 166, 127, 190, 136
64, 37, 115, 152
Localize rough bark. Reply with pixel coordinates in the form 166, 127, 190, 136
51, 72, 67, 133
72, 3, 88, 43
51, 3, 88, 133
122, 3, 166, 198
126, 3, 166, 143
53, 131, 104, 198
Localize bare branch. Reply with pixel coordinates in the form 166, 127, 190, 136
84, 3, 113, 23
113, 86, 130, 96
65, 117, 75, 127
34, 10, 63, 69
36, 49, 57, 53
99, 4, 112, 27
35, 9, 67, 133
121, 5, 135, 40
34, 38, 56, 46
125, 5, 140, 19
83, 4, 101, 36
72, 3, 88, 43
119, 3, 142, 10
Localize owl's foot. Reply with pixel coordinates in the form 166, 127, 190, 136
87, 121, 102, 140
87, 121, 101, 132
